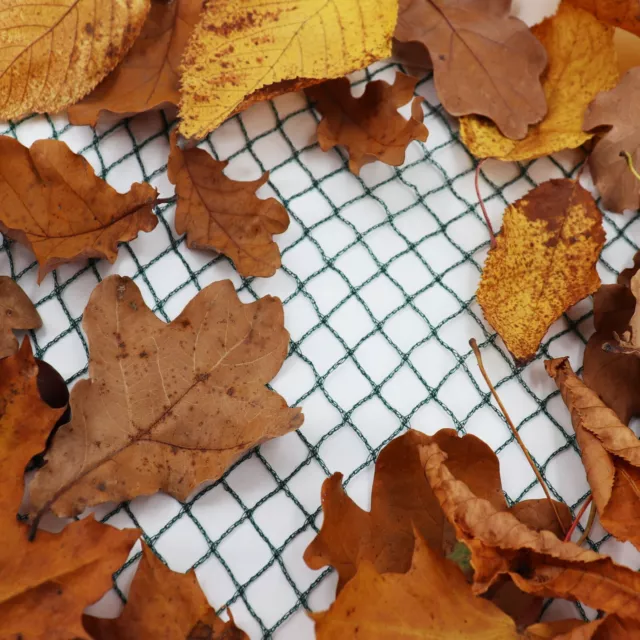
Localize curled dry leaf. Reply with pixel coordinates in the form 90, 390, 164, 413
460, 2, 619, 161
422, 440, 640, 621
0, 277, 41, 359
167, 132, 289, 278
29, 275, 303, 518
526, 616, 631, 639
394, 0, 547, 140
568, 0, 640, 37
476, 179, 604, 364
547, 357, 640, 551
0, 340, 139, 640
306, 72, 428, 175
0, 0, 150, 120
584, 68, 640, 212
84, 543, 247, 639
68, 0, 204, 126
178, 0, 398, 140
0, 137, 158, 283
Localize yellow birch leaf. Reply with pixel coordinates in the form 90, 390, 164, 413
0, 0, 151, 120
477, 179, 604, 364
459, 2, 618, 162
178, 0, 398, 140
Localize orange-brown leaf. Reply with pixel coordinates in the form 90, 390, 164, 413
69, 0, 204, 126
476, 179, 604, 364
167, 132, 289, 278
526, 616, 632, 639
0, 137, 158, 283
546, 357, 640, 551
84, 543, 247, 639
394, 0, 547, 139
568, 0, 640, 37
306, 72, 428, 175
29, 275, 303, 518
0, 277, 41, 359
0, 340, 139, 640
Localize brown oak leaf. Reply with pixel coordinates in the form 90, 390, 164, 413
0, 277, 41, 359
0, 339, 139, 639
583, 68, 640, 212
422, 439, 640, 621
0, 137, 158, 283
84, 543, 247, 639
394, 0, 547, 140
69, 0, 204, 126
167, 132, 289, 278
547, 357, 640, 552
306, 72, 428, 175
29, 275, 303, 519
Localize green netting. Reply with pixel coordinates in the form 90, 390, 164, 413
1, 59, 634, 636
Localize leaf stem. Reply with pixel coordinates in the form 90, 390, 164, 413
469, 338, 566, 535
153, 196, 176, 206
620, 151, 640, 183
564, 495, 593, 543
474, 159, 496, 249
576, 499, 597, 546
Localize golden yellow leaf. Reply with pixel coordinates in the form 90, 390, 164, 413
477, 179, 604, 364
0, 0, 151, 120
568, 0, 640, 37
459, 2, 618, 162
178, 0, 398, 140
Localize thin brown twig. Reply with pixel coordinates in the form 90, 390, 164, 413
469, 338, 567, 535
564, 495, 593, 543
576, 500, 597, 546
474, 159, 496, 249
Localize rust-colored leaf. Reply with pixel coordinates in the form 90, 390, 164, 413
167, 132, 289, 278
526, 616, 631, 639
583, 68, 640, 212
306, 72, 428, 175
84, 543, 247, 639
0, 137, 158, 283
69, 0, 204, 126
29, 275, 303, 518
477, 179, 604, 364
0, 0, 150, 120
568, 0, 640, 37
547, 357, 640, 552
0, 340, 139, 640
0, 277, 41, 359
394, 0, 547, 140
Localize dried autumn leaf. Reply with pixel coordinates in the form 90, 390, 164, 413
68, 0, 204, 126
0, 0, 150, 120
0, 340, 139, 640
167, 131, 289, 278
306, 72, 428, 175
394, 0, 547, 140
459, 2, 619, 161
84, 543, 247, 639
0, 276, 41, 359
547, 357, 640, 551
29, 275, 303, 518
178, 0, 398, 140
422, 440, 640, 620
0, 137, 158, 283
312, 532, 521, 639
568, 0, 640, 37
583, 68, 640, 212
477, 179, 604, 364
526, 617, 631, 639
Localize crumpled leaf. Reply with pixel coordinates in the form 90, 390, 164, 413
476, 179, 604, 364
0, 0, 150, 120
167, 132, 289, 278
306, 72, 428, 175
460, 2, 618, 161
178, 0, 398, 140
583, 68, 640, 213
312, 532, 521, 639
0, 339, 139, 640
29, 275, 303, 518
422, 440, 640, 620
568, 0, 640, 37
0, 277, 41, 359
394, 0, 547, 140
84, 543, 247, 639
526, 617, 631, 639
69, 0, 204, 126
547, 357, 640, 551
0, 137, 158, 283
